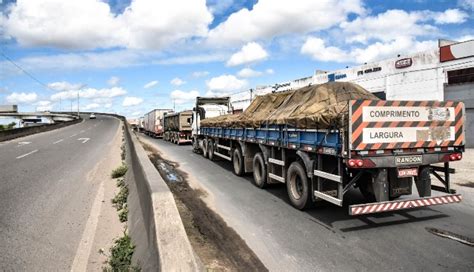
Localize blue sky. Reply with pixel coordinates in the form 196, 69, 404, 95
0, 0, 473, 118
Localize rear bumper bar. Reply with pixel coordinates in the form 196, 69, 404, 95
349, 194, 462, 215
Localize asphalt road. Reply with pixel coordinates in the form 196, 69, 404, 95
141, 134, 474, 271
0, 115, 120, 271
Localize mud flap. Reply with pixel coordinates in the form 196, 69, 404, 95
373, 169, 389, 202
415, 166, 432, 197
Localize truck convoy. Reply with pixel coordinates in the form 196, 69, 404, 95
163, 110, 193, 144
144, 109, 173, 138
193, 82, 465, 215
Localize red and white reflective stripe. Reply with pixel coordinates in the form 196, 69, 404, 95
350, 194, 462, 215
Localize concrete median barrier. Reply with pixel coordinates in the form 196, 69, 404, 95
123, 121, 202, 271
0, 118, 82, 142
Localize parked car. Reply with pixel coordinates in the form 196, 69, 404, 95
89, 113, 96, 119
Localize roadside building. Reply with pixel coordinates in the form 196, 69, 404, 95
231, 39, 474, 147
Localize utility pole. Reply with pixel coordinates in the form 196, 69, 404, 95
250, 88, 254, 101
59, 97, 61, 112
77, 91, 79, 116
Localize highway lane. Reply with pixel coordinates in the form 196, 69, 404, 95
141, 134, 474, 271
0, 115, 120, 271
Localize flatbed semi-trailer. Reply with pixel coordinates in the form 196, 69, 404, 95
194, 83, 465, 215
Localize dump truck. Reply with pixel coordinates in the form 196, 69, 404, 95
144, 109, 173, 138
163, 110, 193, 144
194, 82, 465, 215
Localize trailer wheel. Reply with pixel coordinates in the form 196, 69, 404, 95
232, 147, 244, 176
287, 161, 311, 210
252, 152, 267, 188
208, 139, 215, 161
202, 139, 209, 158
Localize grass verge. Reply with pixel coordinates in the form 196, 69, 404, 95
103, 231, 140, 272
103, 126, 139, 271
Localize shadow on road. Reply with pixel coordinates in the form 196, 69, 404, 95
209, 155, 450, 233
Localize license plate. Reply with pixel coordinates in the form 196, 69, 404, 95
398, 168, 418, 177
395, 155, 422, 165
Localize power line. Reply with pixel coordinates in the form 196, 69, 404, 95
0, 50, 54, 92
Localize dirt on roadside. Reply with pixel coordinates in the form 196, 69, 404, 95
141, 142, 267, 272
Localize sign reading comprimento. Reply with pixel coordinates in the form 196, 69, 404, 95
395, 58, 412, 69
362, 106, 455, 122
350, 100, 465, 151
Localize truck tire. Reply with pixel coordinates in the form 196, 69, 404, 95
415, 166, 431, 197
232, 147, 244, 176
208, 139, 215, 161
287, 161, 312, 210
202, 139, 209, 158
252, 152, 267, 188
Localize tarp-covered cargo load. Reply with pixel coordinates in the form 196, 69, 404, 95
201, 82, 379, 129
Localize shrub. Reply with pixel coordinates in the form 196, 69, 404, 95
111, 165, 128, 179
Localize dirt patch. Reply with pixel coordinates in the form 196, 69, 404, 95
141, 142, 267, 272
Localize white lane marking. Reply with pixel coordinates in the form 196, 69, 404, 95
16, 149, 38, 159
69, 133, 78, 138
70, 180, 104, 272
53, 139, 64, 144
17, 141, 31, 146
78, 138, 90, 144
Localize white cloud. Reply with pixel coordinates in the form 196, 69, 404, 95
237, 68, 263, 78
340, 9, 437, 44
51, 87, 127, 101
107, 76, 120, 86
83, 103, 101, 110
458, 0, 474, 10
266, 68, 274, 74
340, 9, 468, 45
227, 42, 268, 66
206, 74, 247, 95
122, 96, 144, 107
192, 71, 210, 78
170, 90, 199, 104
301, 36, 437, 63
47, 81, 84, 92
143, 80, 159, 89
35, 100, 53, 111
170, 77, 186, 86
207, 0, 365, 46
301, 37, 349, 62
6, 92, 37, 104
3, 0, 213, 50
433, 9, 468, 24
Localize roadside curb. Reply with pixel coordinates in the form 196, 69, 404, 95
124, 123, 203, 271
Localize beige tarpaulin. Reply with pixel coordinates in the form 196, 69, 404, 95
201, 82, 379, 129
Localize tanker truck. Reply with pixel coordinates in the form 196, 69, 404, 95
194, 82, 465, 215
